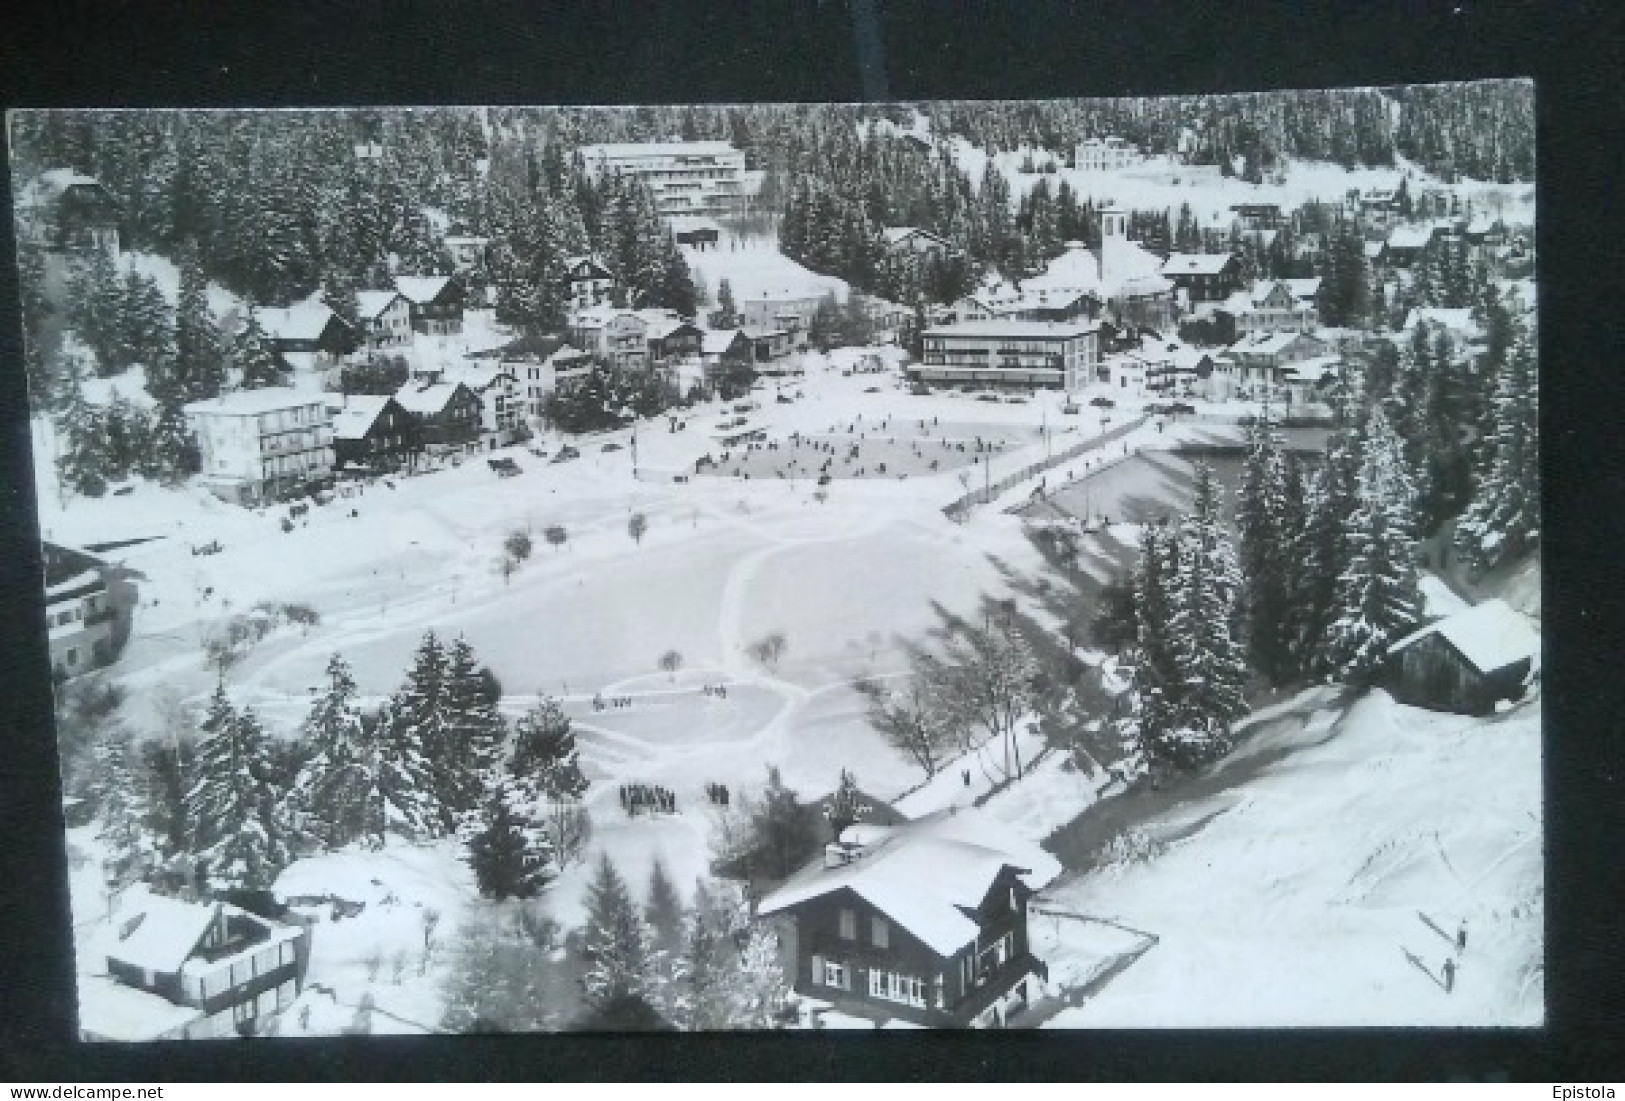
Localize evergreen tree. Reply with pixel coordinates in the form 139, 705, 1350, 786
18, 242, 59, 406
119, 270, 175, 378
670, 878, 734, 1030
92, 728, 155, 889
184, 685, 291, 891
710, 277, 739, 329
1294, 431, 1361, 676
644, 857, 685, 956
321, 269, 361, 332
823, 767, 870, 840
509, 695, 588, 800
1129, 521, 1185, 764
393, 631, 452, 835
436, 636, 508, 825
54, 377, 109, 498
141, 403, 200, 485
467, 777, 557, 899
728, 918, 791, 1029
232, 309, 286, 390
364, 697, 442, 844
580, 855, 656, 1010
291, 654, 370, 847
1236, 404, 1294, 684
1455, 324, 1539, 572
1328, 406, 1424, 681
66, 250, 126, 375
1167, 462, 1248, 755
171, 240, 226, 404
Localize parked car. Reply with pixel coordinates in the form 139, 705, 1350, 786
1168, 401, 1197, 415
1061, 403, 1080, 414
602, 442, 623, 452
1003, 395, 1028, 404
550, 445, 580, 464
1089, 395, 1116, 409
976, 393, 1001, 403
864, 386, 881, 394
777, 394, 794, 404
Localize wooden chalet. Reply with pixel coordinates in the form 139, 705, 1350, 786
757, 816, 1052, 1028
327, 394, 418, 472
561, 254, 615, 311
1386, 599, 1540, 715
1161, 252, 1241, 304
81, 888, 309, 1041
393, 379, 481, 452
256, 304, 357, 372
18, 169, 122, 255
395, 274, 466, 336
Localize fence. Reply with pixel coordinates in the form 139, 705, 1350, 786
942, 415, 1148, 521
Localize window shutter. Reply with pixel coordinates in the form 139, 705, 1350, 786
811, 953, 824, 985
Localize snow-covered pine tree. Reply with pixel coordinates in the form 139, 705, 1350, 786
393, 630, 452, 835
710, 278, 739, 329
1328, 405, 1425, 682
321, 268, 361, 333
668, 878, 734, 1030
172, 240, 225, 403
644, 857, 685, 957
363, 697, 441, 845
1163, 462, 1248, 767
1129, 520, 1186, 768
509, 695, 588, 800
1236, 402, 1294, 684
466, 777, 557, 900
54, 376, 109, 498
92, 727, 155, 889
119, 270, 175, 379
184, 685, 291, 891
1275, 453, 1314, 678
1454, 323, 1539, 573
727, 914, 792, 1030
436, 636, 508, 827
232, 308, 286, 390
1294, 430, 1362, 677
65, 249, 126, 376
823, 767, 869, 840
291, 654, 369, 848
580, 854, 656, 1011
139, 403, 200, 485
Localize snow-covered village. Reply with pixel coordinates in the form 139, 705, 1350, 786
9, 83, 1541, 1037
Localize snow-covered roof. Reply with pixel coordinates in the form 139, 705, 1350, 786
1386, 225, 1434, 251
1403, 308, 1478, 334
563, 254, 612, 277
394, 381, 467, 415
580, 140, 738, 159
645, 315, 698, 341
442, 234, 489, 247
1279, 356, 1341, 384
1162, 253, 1233, 277
758, 808, 1058, 958
882, 226, 951, 248
1231, 331, 1319, 357
1363, 241, 1385, 259
923, 319, 1101, 340
105, 888, 221, 974
670, 215, 722, 234
356, 290, 406, 319
1284, 277, 1323, 301
1388, 598, 1540, 674
183, 387, 325, 417
77, 976, 205, 1042
758, 835, 1016, 956
327, 394, 392, 441
702, 328, 746, 354
394, 275, 456, 305
80, 366, 158, 411
257, 304, 338, 343
441, 363, 514, 391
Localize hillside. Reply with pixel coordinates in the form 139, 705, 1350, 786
1037, 686, 1542, 1027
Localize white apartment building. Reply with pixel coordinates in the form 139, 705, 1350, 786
1074, 136, 1143, 172
183, 388, 334, 505
914, 320, 1102, 392
577, 140, 748, 218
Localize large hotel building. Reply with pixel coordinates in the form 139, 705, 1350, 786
912, 320, 1103, 392
577, 141, 748, 219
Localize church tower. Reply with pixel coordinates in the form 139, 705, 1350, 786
1098, 203, 1130, 291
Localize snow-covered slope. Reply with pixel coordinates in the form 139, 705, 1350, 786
1039, 688, 1542, 1027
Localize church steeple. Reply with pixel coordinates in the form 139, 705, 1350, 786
1098, 203, 1129, 288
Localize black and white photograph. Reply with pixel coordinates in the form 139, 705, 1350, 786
6, 81, 1542, 1039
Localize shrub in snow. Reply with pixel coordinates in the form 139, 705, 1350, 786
1096, 828, 1167, 875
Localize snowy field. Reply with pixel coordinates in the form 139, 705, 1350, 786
1035, 688, 1543, 1027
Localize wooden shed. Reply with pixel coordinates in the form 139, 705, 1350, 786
1385, 599, 1540, 716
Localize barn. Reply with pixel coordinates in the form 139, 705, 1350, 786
1385, 599, 1540, 716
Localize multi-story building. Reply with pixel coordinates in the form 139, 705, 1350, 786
561, 254, 616, 312
442, 363, 523, 450
41, 542, 121, 679
183, 389, 334, 505
1073, 136, 1143, 172
738, 292, 827, 351
914, 319, 1101, 392
1161, 252, 1242, 304
577, 140, 748, 219
395, 274, 466, 336
256, 304, 357, 383
353, 290, 413, 355
16, 169, 122, 256
79, 888, 309, 1042
327, 394, 419, 473
393, 380, 482, 454
1217, 279, 1321, 336
757, 820, 1048, 1029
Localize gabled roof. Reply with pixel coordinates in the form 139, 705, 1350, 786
1387, 598, 1540, 674
1161, 252, 1234, 277
563, 254, 613, 279
1284, 277, 1323, 301
257, 304, 344, 343
42, 542, 106, 593
105, 888, 221, 974
355, 290, 407, 320
1231, 331, 1321, 357
702, 328, 748, 355
394, 275, 458, 305
883, 226, 952, 249
326, 394, 394, 441
1385, 225, 1434, 251
394, 381, 472, 415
